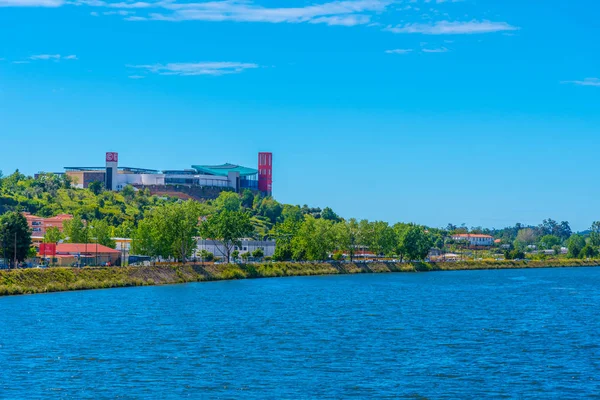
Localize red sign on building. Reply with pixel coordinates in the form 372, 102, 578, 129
106, 152, 119, 162
39, 243, 57, 257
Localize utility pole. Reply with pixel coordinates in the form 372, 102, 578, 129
13, 231, 17, 269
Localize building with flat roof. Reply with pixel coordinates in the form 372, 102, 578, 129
23, 212, 73, 242
61, 151, 273, 197
451, 234, 495, 247
195, 239, 276, 260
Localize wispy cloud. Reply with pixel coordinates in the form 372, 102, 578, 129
30, 54, 77, 60
103, 9, 134, 15
422, 47, 449, 53
385, 49, 413, 54
12, 61, 31, 64
30, 54, 61, 60
129, 62, 260, 76
128, 75, 145, 79
561, 78, 600, 87
386, 20, 519, 35
116, 0, 392, 26
0, 0, 63, 6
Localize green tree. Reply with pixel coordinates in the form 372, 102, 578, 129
113, 220, 134, 238
43, 226, 64, 244
505, 249, 526, 260
516, 228, 538, 247
395, 224, 432, 262
133, 201, 202, 262
580, 244, 598, 259
256, 197, 283, 224
89, 219, 116, 248
198, 210, 254, 262
199, 250, 214, 262
552, 245, 562, 256
121, 185, 136, 201
0, 211, 32, 267
321, 207, 340, 222
589, 221, 600, 247
270, 216, 302, 261
232, 250, 240, 262
88, 180, 104, 195
252, 248, 264, 259
241, 189, 255, 209
335, 218, 360, 261
281, 205, 303, 223
566, 234, 585, 259
360, 220, 396, 257
291, 215, 336, 261
214, 191, 242, 212
63, 213, 88, 243
539, 235, 561, 250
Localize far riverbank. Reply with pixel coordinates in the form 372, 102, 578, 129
1, 259, 598, 297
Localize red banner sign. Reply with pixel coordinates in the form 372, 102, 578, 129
39, 243, 57, 257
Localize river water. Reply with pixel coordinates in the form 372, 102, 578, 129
1, 267, 599, 398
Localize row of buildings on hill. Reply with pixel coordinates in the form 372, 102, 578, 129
55, 151, 273, 200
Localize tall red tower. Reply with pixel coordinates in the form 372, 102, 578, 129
258, 152, 273, 195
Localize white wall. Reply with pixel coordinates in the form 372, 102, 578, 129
116, 174, 166, 190
196, 239, 276, 259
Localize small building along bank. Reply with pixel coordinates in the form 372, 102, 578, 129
196, 239, 276, 260
451, 233, 495, 247
61, 151, 273, 200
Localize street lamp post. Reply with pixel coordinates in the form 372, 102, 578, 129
1, 223, 6, 268
13, 231, 17, 269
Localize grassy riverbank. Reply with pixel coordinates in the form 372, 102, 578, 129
1, 259, 598, 297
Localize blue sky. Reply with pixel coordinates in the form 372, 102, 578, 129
1, 0, 599, 231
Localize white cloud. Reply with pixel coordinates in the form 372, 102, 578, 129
122, 0, 391, 26
385, 49, 413, 54
29, 54, 78, 60
128, 75, 145, 79
0, 0, 63, 6
129, 62, 260, 76
422, 47, 448, 52
13, 61, 31, 64
309, 14, 372, 26
386, 20, 519, 35
30, 54, 62, 60
103, 9, 133, 15
561, 78, 600, 87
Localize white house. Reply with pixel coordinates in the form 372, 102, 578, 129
451, 234, 494, 247
195, 239, 276, 260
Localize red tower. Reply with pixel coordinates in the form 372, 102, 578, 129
258, 152, 273, 195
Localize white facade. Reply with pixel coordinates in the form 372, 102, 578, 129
115, 173, 165, 191
452, 234, 494, 247
195, 239, 276, 259
105, 152, 119, 191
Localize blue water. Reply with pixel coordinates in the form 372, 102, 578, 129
1, 268, 600, 399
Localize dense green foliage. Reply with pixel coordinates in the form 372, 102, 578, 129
4, 170, 600, 265
132, 200, 205, 262
198, 210, 254, 262
0, 212, 32, 267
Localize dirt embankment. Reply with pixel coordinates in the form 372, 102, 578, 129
1, 260, 598, 297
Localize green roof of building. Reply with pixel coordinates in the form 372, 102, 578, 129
191, 164, 258, 177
